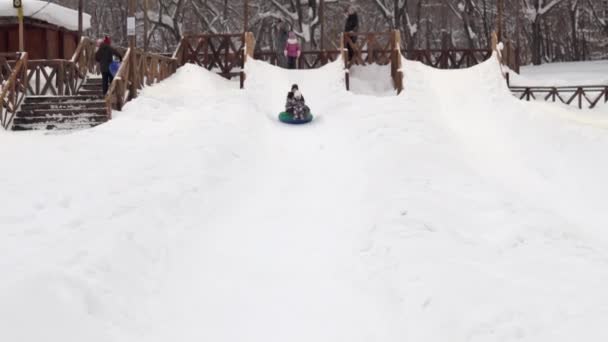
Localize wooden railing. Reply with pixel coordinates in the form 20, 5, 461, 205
391, 31, 404, 94
24, 60, 81, 95
6, 38, 100, 96
175, 33, 245, 79
502, 41, 520, 73
343, 32, 395, 67
253, 50, 341, 69
509, 83, 608, 109
341, 31, 403, 93
1, 53, 20, 85
105, 49, 178, 117
71, 37, 99, 78
0, 52, 28, 129
405, 49, 493, 69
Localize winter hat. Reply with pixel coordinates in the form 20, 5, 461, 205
291, 84, 299, 91
294, 90, 302, 99
103, 36, 111, 45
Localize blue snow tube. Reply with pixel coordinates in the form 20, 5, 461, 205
278, 112, 314, 125
110, 61, 121, 77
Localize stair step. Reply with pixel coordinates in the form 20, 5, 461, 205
20, 101, 106, 111
85, 78, 103, 85
80, 84, 103, 90
13, 114, 107, 125
12, 121, 105, 131
78, 89, 103, 96
25, 95, 105, 103
17, 108, 107, 118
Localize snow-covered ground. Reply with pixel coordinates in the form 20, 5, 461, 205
512, 60, 608, 86
1, 57, 608, 342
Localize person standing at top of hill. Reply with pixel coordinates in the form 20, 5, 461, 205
284, 31, 301, 70
95, 36, 123, 96
277, 20, 290, 68
344, 6, 359, 63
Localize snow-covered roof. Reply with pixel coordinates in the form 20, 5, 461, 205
0, 0, 91, 31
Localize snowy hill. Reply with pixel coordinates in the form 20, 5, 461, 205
1, 57, 608, 342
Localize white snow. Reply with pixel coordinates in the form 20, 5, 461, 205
512, 60, 608, 86
0, 0, 91, 31
349, 63, 396, 96
1, 57, 608, 342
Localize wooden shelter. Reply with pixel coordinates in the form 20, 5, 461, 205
0, 1, 91, 59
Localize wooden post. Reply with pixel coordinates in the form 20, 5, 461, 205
128, 0, 137, 99
245, 32, 255, 60
320, 0, 325, 50
244, 0, 249, 32
78, 0, 84, 40
491, 31, 498, 52
497, 0, 504, 41
17, 6, 24, 52
143, 0, 149, 52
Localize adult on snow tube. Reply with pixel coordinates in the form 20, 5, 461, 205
279, 111, 314, 124
280, 84, 313, 124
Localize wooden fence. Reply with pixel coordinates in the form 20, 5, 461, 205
343, 31, 395, 67
342, 31, 403, 93
106, 49, 178, 116
174, 33, 245, 80
0, 52, 28, 129
253, 50, 341, 70
3, 38, 98, 97
405, 49, 493, 69
509, 84, 608, 109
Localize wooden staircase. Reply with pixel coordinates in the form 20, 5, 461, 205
12, 78, 108, 131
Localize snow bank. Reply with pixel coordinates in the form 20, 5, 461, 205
0, 0, 91, 31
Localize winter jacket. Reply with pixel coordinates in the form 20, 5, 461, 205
286, 92, 308, 115
284, 38, 301, 58
344, 13, 359, 32
95, 43, 123, 73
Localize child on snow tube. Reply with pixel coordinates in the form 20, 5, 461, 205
285, 84, 310, 120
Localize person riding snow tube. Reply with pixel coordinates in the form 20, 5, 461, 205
279, 84, 313, 124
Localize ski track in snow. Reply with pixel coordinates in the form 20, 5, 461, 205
1, 57, 608, 342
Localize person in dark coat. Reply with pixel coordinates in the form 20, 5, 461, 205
344, 6, 359, 63
276, 21, 290, 68
285, 84, 309, 120
95, 36, 123, 96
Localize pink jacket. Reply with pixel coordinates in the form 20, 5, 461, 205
284, 38, 301, 58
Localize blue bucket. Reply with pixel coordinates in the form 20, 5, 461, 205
110, 61, 121, 77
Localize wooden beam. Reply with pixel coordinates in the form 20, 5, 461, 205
128, 0, 136, 99
497, 0, 504, 41
244, 0, 249, 32
143, 0, 149, 52
17, 5, 24, 51
320, 0, 325, 50
78, 0, 83, 40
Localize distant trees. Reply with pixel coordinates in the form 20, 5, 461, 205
57, 0, 608, 65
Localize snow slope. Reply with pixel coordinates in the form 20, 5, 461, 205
1, 58, 608, 342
